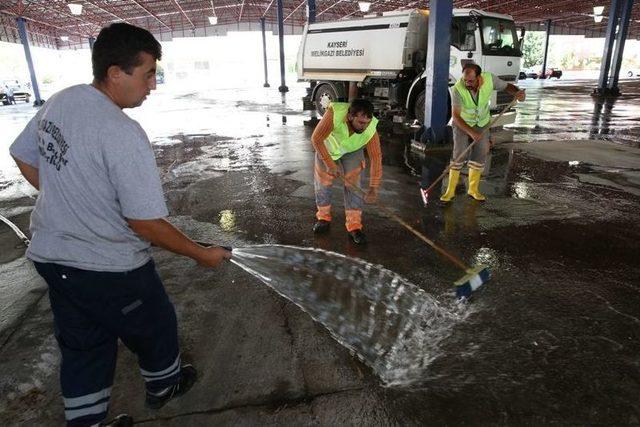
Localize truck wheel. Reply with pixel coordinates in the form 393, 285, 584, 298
629, 71, 634, 77
413, 90, 451, 125
314, 84, 337, 116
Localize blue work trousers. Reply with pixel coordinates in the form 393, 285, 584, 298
34, 259, 181, 427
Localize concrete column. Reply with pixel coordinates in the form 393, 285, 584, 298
307, 0, 316, 23
540, 20, 552, 79
276, 0, 288, 93
16, 17, 43, 105
595, 0, 622, 93
422, 0, 452, 144
607, 0, 634, 93
260, 17, 270, 87
88, 36, 95, 51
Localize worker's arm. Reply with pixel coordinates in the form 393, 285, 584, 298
12, 156, 40, 190
127, 217, 230, 268
364, 132, 382, 203
451, 105, 483, 142
504, 83, 526, 102
311, 107, 338, 174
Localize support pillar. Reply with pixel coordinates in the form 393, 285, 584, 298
422, 0, 452, 144
540, 20, 552, 79
307, 0, 316, 23
594, 0, 622, 95
260, 18, 270, 87
88, 36, 95, 51
607, 0, 634, 94
16, 17, 43, 105
276, 0, 288, 93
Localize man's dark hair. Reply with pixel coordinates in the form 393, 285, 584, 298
92, 23, 162, 82
462, 63, 482, 76
348, 99, 374, 118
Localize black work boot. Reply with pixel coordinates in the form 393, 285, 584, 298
348, 229, 367, 245
145, 364, 197, 410
313, 220, 331, 234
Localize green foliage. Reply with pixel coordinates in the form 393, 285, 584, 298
522, 31, 545, 68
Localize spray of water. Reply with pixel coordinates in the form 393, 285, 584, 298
230, 244, 474, 387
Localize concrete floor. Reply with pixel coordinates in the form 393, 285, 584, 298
1, 78, 640, 425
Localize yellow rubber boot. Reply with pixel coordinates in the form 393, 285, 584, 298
467, 167, 486, 201
440, 169, 461, 202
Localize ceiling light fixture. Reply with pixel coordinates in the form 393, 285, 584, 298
60, 36, 69, 41
358, 2, 371, 13
209, 0, 218, 25
68, 3, 83, 15
594, 15, 604, 23
593, 6, 604, 15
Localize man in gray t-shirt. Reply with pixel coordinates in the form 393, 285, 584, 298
10, 23, 230, 427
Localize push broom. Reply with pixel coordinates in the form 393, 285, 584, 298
337, 173, 488, 298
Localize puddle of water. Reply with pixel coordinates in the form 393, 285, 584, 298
229, 244, 474, 387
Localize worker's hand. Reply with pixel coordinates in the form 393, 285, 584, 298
196, 246, 232, 268
326, 161, 340, 177
470, 130, 484, 143
364, 187, 378, 204
515, 89, 526, 102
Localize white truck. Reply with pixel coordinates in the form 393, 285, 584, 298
296, 9, 523, 126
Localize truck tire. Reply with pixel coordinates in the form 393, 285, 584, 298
314, 83, 338, 116
629, 71, 634, 77
414, 90, 451, 125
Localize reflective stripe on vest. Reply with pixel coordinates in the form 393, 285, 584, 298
324, 102, 379, 161
454, 72, 494, 128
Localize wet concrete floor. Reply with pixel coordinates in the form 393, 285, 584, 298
1, 78, 640, 425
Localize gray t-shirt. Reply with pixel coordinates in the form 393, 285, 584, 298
10, 84, 168, 272
450, 74, 509, 107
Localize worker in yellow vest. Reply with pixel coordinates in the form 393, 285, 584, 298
440, 63, 525, 202
311, 99, 382, 245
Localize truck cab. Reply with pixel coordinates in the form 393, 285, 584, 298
447, 10, 522, 123
297, 9, 523, 127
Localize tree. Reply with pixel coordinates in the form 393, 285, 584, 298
522, 31, 545, 68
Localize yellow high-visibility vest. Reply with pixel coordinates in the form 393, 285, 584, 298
324, 102, 378, 161
454, 72, 494, 127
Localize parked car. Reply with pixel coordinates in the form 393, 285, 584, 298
517, 67, 539, 79
539, 68, 562, 79
0, 79, 31, 104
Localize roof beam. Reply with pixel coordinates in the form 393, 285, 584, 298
284, 0, 305, 21
170, 0, 195, 29
262, 0, 275, 17
0, 8, 92, 37
23, 0, 102, 33
239, 0, 246, 21
84, 1, 133, 25
129, 0, 172, 31
317, 0, 344, 18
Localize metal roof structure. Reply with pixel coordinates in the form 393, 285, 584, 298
0, 0, 637, 49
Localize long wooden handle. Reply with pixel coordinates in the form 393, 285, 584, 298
338, 175, 469, 271
423, 97, 518, 195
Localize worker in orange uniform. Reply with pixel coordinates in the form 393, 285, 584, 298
311, 99, 382, 245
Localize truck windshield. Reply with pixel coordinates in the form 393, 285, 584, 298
480, 18, 521, 57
